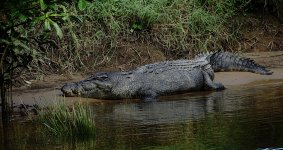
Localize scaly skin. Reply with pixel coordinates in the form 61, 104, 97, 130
61, 51, 272, 100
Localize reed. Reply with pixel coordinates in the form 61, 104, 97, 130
37, 100, 96, 139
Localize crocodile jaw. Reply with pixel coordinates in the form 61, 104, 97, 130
61, 82, 82, 97
61, 79, 114, 98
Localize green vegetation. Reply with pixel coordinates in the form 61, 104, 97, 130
47, 0, 249, 71
0, 0, 72, 120
1, 0, 283, 75
1, 0, 254, 75
37, 100, 96, 138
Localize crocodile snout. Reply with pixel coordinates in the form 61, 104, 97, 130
61, 83, 80, 97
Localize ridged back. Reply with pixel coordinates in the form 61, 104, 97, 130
133, 59, 210, 74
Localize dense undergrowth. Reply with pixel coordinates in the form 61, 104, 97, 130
1, 0, 283, 78
40, 0, 248, 73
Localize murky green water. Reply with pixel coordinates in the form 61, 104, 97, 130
1, 81, 283, 150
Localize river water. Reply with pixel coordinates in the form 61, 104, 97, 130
1, 80, 283, 150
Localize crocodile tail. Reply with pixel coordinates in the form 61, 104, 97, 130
207, 51, 273, 75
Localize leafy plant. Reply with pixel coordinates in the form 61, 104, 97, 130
78, 0, 87, 11
0, 0, 78, 119
130, 21, 145, 32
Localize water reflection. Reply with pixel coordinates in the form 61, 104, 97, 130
1, 81, 283, 149
93, 82, 283, 149
93, 84, 282, 125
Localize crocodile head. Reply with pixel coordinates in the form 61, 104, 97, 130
61, 72, 115, 99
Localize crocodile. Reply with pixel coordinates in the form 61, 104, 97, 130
61, 51, 273, 100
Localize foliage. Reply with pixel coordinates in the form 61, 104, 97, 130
34, 0, 251, 73
78, 0, 87, 11
0, 0, 75, 118
0, 0, 71, 81
37, 100, 96, 138
3, 0, 281, 76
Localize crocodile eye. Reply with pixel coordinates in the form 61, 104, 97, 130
94, 72, 109, 81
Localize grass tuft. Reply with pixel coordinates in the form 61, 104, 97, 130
37, 100, 96, 139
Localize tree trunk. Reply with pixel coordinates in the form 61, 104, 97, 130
0, 63, 12, 123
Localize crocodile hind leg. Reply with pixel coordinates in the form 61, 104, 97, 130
202, 71, 225, 90
138, 89, 157, 102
